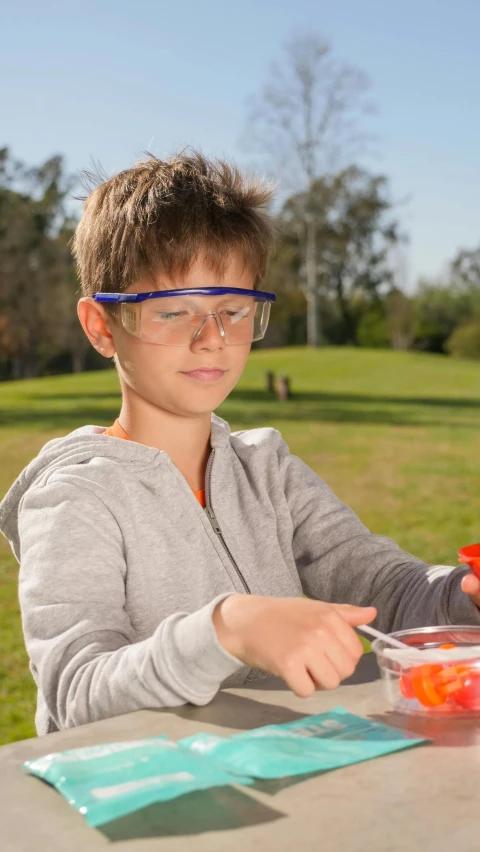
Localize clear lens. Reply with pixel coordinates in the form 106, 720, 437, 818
121, 297, 271, 345
121, 303, 142, 338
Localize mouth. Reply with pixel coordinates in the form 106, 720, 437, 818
181, 368, 226, 383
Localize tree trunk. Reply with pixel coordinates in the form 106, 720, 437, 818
306, 213, 321, 347
336, 272, 357, 345
72, 348, 87, 373
11, 357, 23, 380
25, 358, 39, 378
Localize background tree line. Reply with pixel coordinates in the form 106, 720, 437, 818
1, 32, 479, 381
0, 148, 99, 379
1, 142, 480, 382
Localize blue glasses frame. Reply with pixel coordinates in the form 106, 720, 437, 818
94, 287, 276, 303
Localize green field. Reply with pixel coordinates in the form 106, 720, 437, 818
1, 346, 480, 743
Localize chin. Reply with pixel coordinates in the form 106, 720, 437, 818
181, 390, 230, 415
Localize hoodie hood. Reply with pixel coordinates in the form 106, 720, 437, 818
0, 412, 232, 555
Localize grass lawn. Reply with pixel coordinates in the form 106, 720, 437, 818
1, 345, 480, 743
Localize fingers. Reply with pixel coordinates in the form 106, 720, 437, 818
283, 652, 343, 696
266, 599, 378, 699
307, 606, 375, 686
322, 608, 365, 661
307, 652, 345, 690
282, 619, 361, 696
294, 640, 356, 694
321, 635, 358, 682
282, 659, 316, 698
461, 572, 480, 595
333, 603, 377, 626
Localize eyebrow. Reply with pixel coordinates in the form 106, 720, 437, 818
154, 292, 252, 304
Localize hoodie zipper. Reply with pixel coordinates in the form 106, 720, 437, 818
204, 448, 251, 594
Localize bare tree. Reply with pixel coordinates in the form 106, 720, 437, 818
451, 246, 480, 290
244, 33, 374, 346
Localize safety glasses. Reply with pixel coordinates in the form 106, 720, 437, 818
94, 287, 276, 346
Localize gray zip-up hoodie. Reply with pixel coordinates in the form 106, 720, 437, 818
1, 413, 478, 735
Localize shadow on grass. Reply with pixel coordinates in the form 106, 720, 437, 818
229, 389, 480, 409
1, 389, 479, 431
25, 392, 122, 402
221, 390, 480, 429
0, 406, 121, 430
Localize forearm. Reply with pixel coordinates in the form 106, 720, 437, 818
29, 595, 243, 730
280, 446, 480, 630
299, 520, 480, 631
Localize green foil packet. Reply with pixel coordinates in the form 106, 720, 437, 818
23, 735, 252, 827
179, 706, 427, 779
23, 708, 426, 827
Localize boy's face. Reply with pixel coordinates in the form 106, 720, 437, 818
80, 252, 255, 419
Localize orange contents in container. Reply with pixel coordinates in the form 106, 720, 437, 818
399, 644, 480, 710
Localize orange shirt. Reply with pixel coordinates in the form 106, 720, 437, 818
104, 419, 206, 508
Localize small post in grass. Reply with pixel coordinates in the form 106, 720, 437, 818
265, 370, 276, 394
276, 375, 291, 401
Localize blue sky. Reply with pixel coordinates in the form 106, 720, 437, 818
2, 0, 479, 287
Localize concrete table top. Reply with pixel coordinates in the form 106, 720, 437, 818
1, 654, 480, 852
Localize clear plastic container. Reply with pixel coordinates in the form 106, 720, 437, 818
371, 625, 480, 717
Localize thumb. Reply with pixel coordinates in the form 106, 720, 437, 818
461, 572, 480, 606
332, 604, 377, 626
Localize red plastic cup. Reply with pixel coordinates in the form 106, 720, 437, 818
458, 544, 480, 580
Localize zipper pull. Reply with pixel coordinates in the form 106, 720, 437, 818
205, 506, 221, 534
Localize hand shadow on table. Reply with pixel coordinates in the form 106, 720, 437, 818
167, 691, 307, 732
242, 650, 380, 691
165, 652, 380, 734
98, 785, 284, 843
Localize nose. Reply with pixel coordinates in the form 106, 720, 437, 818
190, 313, 226, 349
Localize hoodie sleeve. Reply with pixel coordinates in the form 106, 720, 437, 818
18, 478, 243, 731
276, 437, 480, 632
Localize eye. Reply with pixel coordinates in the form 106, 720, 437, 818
153, 311, 188, 322
222, 305, 251, 319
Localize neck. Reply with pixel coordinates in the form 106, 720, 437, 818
118, 388, 212, 491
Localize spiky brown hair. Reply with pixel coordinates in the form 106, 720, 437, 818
73, 150, 276, 310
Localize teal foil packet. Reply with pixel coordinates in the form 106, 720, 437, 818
23, 735, 252, 827
179, 707, 427, 779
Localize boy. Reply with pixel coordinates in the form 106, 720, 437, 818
1, 151, 480, 736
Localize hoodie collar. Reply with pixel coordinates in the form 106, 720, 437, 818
0, 412, 231, 545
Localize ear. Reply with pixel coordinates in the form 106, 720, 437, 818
77, 298, 117, 358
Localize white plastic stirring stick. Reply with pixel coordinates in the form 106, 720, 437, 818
359, 623, 480, 663
357, 623, 412, 650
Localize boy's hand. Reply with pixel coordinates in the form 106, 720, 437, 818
461, 572, 480, 608
212, 595, 377, 697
